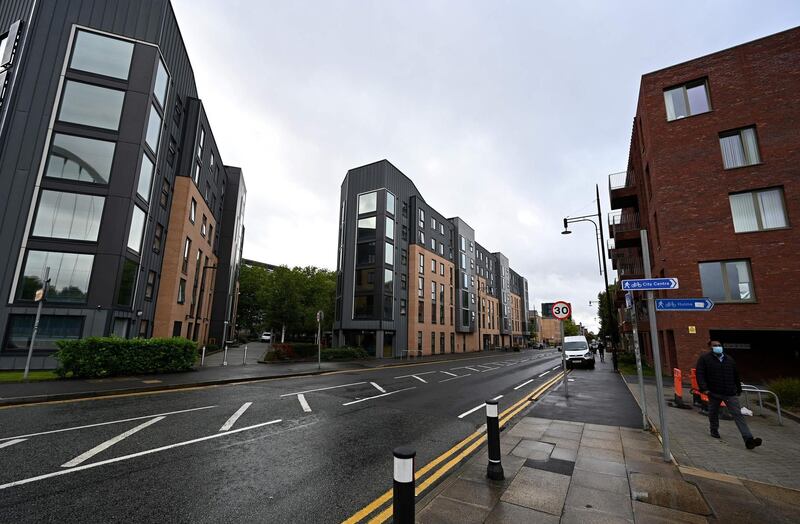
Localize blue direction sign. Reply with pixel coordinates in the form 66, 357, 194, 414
621, 278, 679, 291
655, 298, 714, 311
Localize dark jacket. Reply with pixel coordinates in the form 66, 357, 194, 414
696, 351, 742, 397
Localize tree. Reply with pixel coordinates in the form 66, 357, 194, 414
596, 283, 619, 343
563, 318, 580, 336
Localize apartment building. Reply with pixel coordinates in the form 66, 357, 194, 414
608, 27, 800, 381
0, 1, 245, 368
333, 160, 529, 357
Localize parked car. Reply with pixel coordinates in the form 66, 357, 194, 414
563, 335, 595, 369
260, 332, 272, 343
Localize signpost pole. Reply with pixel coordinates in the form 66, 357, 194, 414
560, 318, 568, 397
23, 267, 49, 382
629, 293, 649, 430
641, 230, 671, 461
316, 310, 323, 370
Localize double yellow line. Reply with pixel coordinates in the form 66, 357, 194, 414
342, 371, 565, 524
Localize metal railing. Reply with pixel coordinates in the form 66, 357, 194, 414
618, 257, 644, 277
609, 170, 634, 191
741, 384, 783, 425
608, 210, 640, 234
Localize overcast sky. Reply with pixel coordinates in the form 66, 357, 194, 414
172, 1, 798, 331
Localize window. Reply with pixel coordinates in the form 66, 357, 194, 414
193, 162, 201, 185
730, 188, 788, 233
400, 274, 407, 289
383, 294, 393, 320
417, 332, 422, 353
431, 217, 436, 230
33, 190, 104, 241
112, 318, 129, 338
354, 295, 374, 318
402, 202, 408, 217
384, 269, 393, 294
431, 259, 436, 273
699, 260, 755, 302
205, 182, 210, 203
400, 299, 407, 315
182, 237, 191, 273
115, 258, 137, 306
201, 215, 207, 237
145, 104, 162, 153
197, 127, 205, 160
5, 315, 82, 351
138, 319, 149, 338
419, 231, 425, 245
385, 217, 394, 240
439, 223, 444, 235
59, 81, 124, 130
145, 271, 156, 299
45, 133, 115, 184
664, 80, 710, 121
154, 58, 169, 108
356, 242, 376, 265
178, 278, 186, 304
172, 321, 182, 337
431, 238, 437, 252
0, 34, 8, 67
419, 254, 424, 274
153, 223, 164, 253
355, 269, 375, 293
419, 208, 425, 229
358, 192, 377, 214
386, 191, 395, 216
127, 206, 146, 253
207, 225, 213, 245
431, 281, 437, 301
460, 235, 466, 251
70, 30, 133, 80
137, 155, 154, 202
384, 242, 394, 265
160, 178, 170, 208
418, 300, 424, 323
440, 333, 445, 354
401, 225, 408, 240
418, 276, 424, 298
440, 263, 444, 276
358, 217, 376, 240
401, 249, 407, 266
18, 251, 93, 303
439, 243, 444, 256
431, 333, 435, 353
720, 127, 760, 169
190, 198, 196, 223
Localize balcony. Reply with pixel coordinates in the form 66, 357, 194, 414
608, 210, 641, 248
608, 170, 638, 210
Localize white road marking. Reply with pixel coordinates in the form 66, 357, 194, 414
370, 382, 386, 393
297, 394, 312, 413
440, 371, 457, 377
342, 387, 415, 406
463, 367, 482, 372
0, 438, 26, 449
457, 395, 504, 419
552, 365, 560, 370
410, 375, 428, 383
219, 402, 253, 432
0, 405, 216, 442
439, 373, 471, 383
0, 419, 282, 491
279, 382, 367, 397
394, 371, 437, 379
62, 416, 165, 468
514, 379, 535, 390
539, 371, 551, 377
493, 395, 503, 400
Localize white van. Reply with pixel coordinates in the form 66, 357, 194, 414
563, 335, 594, 369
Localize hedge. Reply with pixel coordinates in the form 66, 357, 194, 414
321, 347, 369, 361
55, 337, 198, 378
768, 378, 800, 408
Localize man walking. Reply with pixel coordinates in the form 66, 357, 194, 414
696, 340, 762, 449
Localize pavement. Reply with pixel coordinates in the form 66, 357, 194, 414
416, 360, 800, 522
622, 374, 800, 491
0, 343, 545, 406
0, 348, 565, 523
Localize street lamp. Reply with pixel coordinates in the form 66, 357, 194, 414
561, 184, 618, 371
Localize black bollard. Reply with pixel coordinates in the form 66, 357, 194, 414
485, 399, 505, 481
393, 447, 416, 523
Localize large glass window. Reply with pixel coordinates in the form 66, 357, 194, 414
699, 260, 755, 302
137, 154, 154, 202
730, 188, 788, 233
46, 133, 115, 184
127, 206, 146, 253
664, 80, 710, 121
384, 242, 394, 266
358, 192, 377, 214
356, 242, 375, 265
18, 251, 93, 303
70, 30, 133, 80
386, 191, 395, 216
357, 217, 376, 240
720, 127, 760, 169
59, 80, 124, 130
33, 190, 104, 241
385, 216, 394, 240
116, 258, 137, 306
154, 58, 169, 108
355, 269, 375, 293
145, 104, 162, 153
354, 295, 374, 318
5, 315, 82, 351
384, 269, 393, 294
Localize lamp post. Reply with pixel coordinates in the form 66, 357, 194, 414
561, 184, 618, 371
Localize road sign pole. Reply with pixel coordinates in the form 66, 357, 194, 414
641, 230, 671, 462
316, 310, 323, 370
560, 319, 568, 397
629, 293, 649, 430
23, 267, 49, 382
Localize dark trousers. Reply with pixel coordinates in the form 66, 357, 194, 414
708, 394, 753, 440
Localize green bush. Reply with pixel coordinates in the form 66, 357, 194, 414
768, 378, 800, 408
321, 347, 369, 361
55, 337, 197, 378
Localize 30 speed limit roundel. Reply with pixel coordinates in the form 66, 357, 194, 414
551, 301, 571, 320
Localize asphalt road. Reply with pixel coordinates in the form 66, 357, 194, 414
0, 349, 563, 523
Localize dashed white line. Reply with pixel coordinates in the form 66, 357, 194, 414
297, 394, 312, 413
280, 382, 367, 397
539, 371, 551, 377
219, 402, 253, 432
440, 371, 457, 377
370, 382, 386, 393
513, 379, 535, 390
409, 375, 428, 383
394, 371, 438, 379
342, 387, 415, 406
439, 373, 472, 383
0, 405, 216, 442
552, 365, 560, 370
0, 438, 26, 449
0, 419, 283, 491
457, 396, 502, 419
62, 416, 165, 468
464, 367, 482, 372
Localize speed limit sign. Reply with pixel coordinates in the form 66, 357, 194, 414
551, 301, 571, 320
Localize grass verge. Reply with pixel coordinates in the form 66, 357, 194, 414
0, 370, 61, 383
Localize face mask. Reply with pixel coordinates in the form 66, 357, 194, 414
712, 346, 723, 355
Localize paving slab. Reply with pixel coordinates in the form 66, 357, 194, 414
743, 479, 800, 507
483, 501, 559, 524
438, 478, 503, 509
577, 445, 625, 463
500, 466, 570, 515
629, 472, 711, 515
574, 456, 628, 477
686, 476, 769, 523
631, 501, 708, 523
571, 468, 630, 495
523, 457, 575, 477
560, 506, 633, 524
416, 495, 490, 524
550, 446, 578, 462
564, 484, 633, 520
580, 437, 624, 452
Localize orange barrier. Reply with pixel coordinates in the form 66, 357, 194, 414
671, 368, 690, 408
689, 367, 726, 414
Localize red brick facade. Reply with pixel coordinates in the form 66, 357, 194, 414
611, 27, 800, 381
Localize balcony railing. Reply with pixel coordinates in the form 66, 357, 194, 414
608, 209, 640, 235
608, 170, 634, 191
617, 256, 644, 277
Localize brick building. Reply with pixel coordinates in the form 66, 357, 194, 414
609, 27, 800, 381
